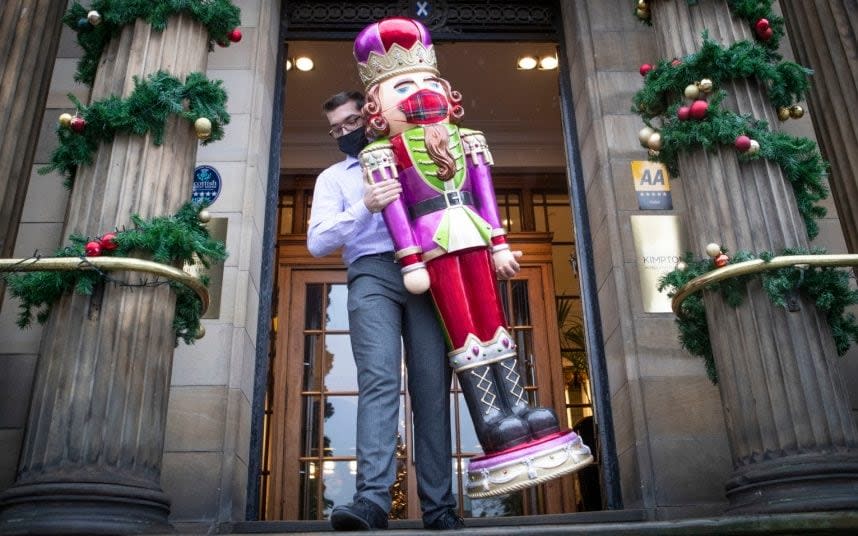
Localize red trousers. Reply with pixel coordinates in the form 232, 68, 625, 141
426, 247, 506, 350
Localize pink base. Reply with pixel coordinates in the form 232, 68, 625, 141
469, 429, 578, 469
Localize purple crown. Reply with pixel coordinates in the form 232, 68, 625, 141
354, 17, 439, 89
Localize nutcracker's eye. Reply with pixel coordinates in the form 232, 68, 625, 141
394, 79, 417, 94
424, 77, 442, 91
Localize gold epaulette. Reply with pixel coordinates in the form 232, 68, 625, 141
359, 142, 399, 184
460, 129, 494, 166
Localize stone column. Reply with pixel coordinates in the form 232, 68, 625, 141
780, 1, 858, 255
648, 1, 858, 514
0, 15, 209, 535
0, 0, 65, 298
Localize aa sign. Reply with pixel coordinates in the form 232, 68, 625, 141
631, 160, 673, 210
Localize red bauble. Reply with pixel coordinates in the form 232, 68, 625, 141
754, 18, 770, 34
671, 58, 682, 67
714, 254, 729, 268
689, 99, 709, 120
758, 27, 773, 41
228, 29, 242, 42
85, 240, 102, 256
70, 116, 86, 133
639, 63, 652, 77
734, 135, 752, 152
677, 106, 691, 121
100, 232, 118, 251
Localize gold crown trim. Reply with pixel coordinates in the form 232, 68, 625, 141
358, 41, 439, 88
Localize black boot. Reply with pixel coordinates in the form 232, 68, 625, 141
493, 356, 560, 440
456, 363, 530, 453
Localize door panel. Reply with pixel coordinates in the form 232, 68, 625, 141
267, 249, 580, 520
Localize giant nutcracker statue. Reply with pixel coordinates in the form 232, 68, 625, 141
354, 17, 593, 498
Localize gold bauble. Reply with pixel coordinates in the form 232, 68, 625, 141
675, 261, 688, 272
87, 10, 102, 26
194, 117, 212, 140
698, 78, 713, 93
705, 243, 722, 258
198, 209, 211, 223
684, 84, 700, 100
777, 107, 791, 121
638, 126, 655, 147
789, 105, 804, 119
748, 139, 761, 155
647, 132, 662, 151
635, 7, 650, 19
59, 113, 73, 127
195, 325, 206, 339
648, 149, 660, 158
637, 0, 648, 9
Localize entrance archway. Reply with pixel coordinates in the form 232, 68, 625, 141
247, 0, 620, 521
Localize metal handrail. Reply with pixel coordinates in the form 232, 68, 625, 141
0, 256, 209, 315
671, 254, 858, 316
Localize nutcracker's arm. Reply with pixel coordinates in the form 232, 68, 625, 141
358, 141, 426, 277
461, 128, 509, 254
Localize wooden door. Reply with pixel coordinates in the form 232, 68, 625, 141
266, 238, 579, 520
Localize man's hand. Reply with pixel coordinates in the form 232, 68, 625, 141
364, 179, 402, 213
493, 249, 523, 279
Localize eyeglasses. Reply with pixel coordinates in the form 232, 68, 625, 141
328, 115, 363, 138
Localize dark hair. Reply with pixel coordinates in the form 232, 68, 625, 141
322, 91, 365, 114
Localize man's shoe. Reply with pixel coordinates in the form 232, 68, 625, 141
330, 497, 389, 531
424, 508, 465, 530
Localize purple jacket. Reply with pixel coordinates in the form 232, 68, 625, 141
358, 124, 506, 263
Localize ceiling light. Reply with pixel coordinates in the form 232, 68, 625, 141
539, 55, 558, 70
285, 58, 292, 71
516, 55, 537, 70
294, 56, 314, 71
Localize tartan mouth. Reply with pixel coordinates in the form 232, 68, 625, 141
399, 89, 449, 124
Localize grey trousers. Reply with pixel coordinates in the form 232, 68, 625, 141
347, 253, 456, 523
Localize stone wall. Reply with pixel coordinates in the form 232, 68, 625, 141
0, 0, 279, 527
559, 0, 855, 520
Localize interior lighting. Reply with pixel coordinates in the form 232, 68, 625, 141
294, 56, 314, 71
516, 55, 538, 70
539, 54, 558, 70
285, 58, 292, 71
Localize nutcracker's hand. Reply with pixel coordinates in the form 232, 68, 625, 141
403, 267, 431, 294
364, 178, 402, 213
493, 249, 523, 280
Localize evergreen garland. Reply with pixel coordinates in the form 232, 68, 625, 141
42, 70, 229, 187
647, 89, 828, 239
634, 0, 785, 50
66, 0, 242, 86
632, 30, 828, 240
3, 203, 227, 345
658, 249, 858, 383
634, 35, 811, 118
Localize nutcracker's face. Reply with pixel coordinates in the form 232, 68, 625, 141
375, 71, 450, 136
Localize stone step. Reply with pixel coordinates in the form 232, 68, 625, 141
169, 511, 858, 535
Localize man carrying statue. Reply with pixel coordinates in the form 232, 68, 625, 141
355, 14, 593, 496
312, 16, 594, 532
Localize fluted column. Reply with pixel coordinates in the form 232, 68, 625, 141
0, 0, 65, 300
649, 1, 858, 514
780, 1, 858, 255
0, 15, 208, 535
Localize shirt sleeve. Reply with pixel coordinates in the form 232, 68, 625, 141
307, 168, 373, 257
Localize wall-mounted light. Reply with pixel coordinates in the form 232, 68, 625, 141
285, 56, 314, 72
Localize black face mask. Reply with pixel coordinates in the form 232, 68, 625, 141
337, 128, 369, 158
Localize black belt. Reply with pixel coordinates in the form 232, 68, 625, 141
360, 251, 395, 261
408, 191, 474, 219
